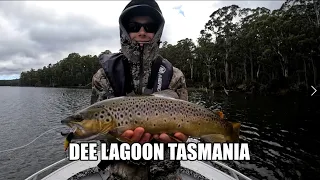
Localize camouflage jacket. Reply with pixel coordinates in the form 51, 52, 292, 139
91, 66, 188, 103
94, 0, 189, 178
90, 58, 188, 180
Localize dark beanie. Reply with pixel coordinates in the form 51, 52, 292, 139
119, 0, 164, 26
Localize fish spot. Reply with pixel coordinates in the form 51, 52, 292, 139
178, 124, 181, 128
125, 121, 128, 124
135, 121, 137, 124
118, 123, 120, 126
95, 113, 98, 117
100, 115, 104, 119
198, 123, 201, 125
106, 118, 110, 122
120, 114, 123, 118
137, 112, 140, 116
147, 117, 149, 121
101, 111, 105, 114
153, 124, 156, 126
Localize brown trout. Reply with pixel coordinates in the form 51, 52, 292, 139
61, 93, 240, 150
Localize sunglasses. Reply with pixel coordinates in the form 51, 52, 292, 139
126, 22, 158, 33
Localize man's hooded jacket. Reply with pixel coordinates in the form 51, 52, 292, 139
91, 0, 188, 103
90, 1, 188, 179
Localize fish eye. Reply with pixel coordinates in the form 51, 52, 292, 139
74, 114, 83, 121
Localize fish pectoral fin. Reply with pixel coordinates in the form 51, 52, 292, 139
200, 134, 226, 143
108, 126, 134, 144
108, 126, 128, 135
116, 136, 135, 144
167, 133, 183, 143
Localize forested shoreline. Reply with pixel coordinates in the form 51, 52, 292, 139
1, 0, 319, 95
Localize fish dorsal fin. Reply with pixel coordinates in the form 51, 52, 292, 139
152, 89, 179, 99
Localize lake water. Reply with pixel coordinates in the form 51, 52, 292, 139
0, 86, 319, 180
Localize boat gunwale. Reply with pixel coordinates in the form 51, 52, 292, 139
25, 156, 252, 180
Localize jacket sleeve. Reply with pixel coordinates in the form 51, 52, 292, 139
169, 67, 188, 101
90, 68, 114, 105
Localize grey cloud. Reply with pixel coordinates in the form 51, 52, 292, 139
0, 1, 120, 78
0, 67, 25, 76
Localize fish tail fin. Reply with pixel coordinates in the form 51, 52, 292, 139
227, 122, 241, 142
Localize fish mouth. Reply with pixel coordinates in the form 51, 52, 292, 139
61, 123, 103, 141
60, 123, 84, 137
61, 115, 87, 138
61, 116, 104, 141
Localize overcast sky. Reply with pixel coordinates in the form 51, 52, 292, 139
0, 1, 284, 80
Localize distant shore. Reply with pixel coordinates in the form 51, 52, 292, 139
0, 82, 315, 97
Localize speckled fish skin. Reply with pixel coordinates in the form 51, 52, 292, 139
61, 94, 240, 143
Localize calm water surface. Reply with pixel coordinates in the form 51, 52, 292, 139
0, 86, 319, 180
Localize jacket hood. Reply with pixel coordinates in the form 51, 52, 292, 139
119, 0, 165, 64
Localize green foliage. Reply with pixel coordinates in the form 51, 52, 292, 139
0, 79, 19, 86
19, 52, 100, 87
160, 0, 319, 91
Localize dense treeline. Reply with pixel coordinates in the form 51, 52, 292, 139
18, 51, 109, 87
6, 0, 319, 94
0, 79, 19, 86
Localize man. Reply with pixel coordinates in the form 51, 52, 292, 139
91, 0, 189, 179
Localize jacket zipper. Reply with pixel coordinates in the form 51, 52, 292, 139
138, 45, 144, 94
